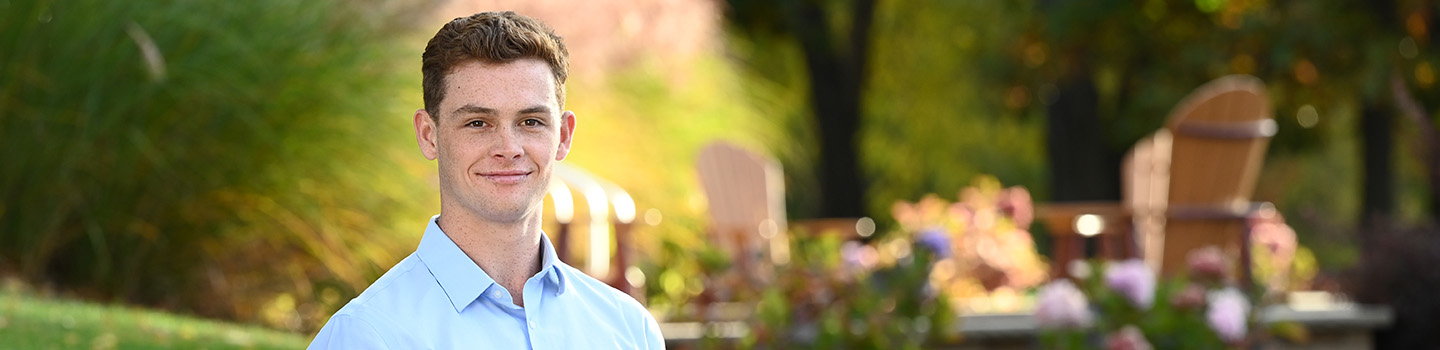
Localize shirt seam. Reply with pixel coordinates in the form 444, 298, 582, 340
354, 256, 422, 305
339, 306, 398, 349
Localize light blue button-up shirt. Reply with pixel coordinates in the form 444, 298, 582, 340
308, 215, 664, 349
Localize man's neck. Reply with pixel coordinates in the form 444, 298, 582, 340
436, 207, 544, 307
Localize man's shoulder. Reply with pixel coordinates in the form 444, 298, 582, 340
335, 253, 437, 320
552, 263, 665, 349
555, 263, 650, 318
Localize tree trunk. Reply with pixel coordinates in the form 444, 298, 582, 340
1046, 73, 1117, 202
1360, 101, 1395, 236
789, 0, 875, 218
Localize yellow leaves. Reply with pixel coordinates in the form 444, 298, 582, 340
1416, 62, 1435, 88
1024, 43, 1047, 68
1005, 86, 1031, 110
1230, 54, 1256, 75
259, 293, 301, 332
1293, 59, 1319, 85
1407, 11, 1429, 43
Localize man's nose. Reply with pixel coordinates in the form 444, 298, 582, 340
492, 129, 523, 160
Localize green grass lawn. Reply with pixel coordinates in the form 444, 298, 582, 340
0, 291, 309, 349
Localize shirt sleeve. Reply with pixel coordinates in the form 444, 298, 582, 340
308, 313, 390, 350
641, 308, 666, 350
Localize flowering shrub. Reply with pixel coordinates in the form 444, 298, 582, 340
746, 229, 958, 349
1036, 247, 1259, 349
891, 175, 1049, 312
1247, 207, 1318, 295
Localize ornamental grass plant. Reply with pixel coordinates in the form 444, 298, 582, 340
1, 0, 432, 331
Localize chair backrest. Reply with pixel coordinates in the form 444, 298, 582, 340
1123, 131, 1172, 269
695, 141, 788, 270
1164, 75, 1274, 208
545, 163, 638, 293
1152, 75, 1274, 276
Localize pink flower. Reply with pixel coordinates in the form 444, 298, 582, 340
1187, 246, 1227, 282
1250, 213, 1298, 290
1105, 325, 1153, 350
1104, 259, 1156, 309
840, 241, 878, 272
1034, 280, 1093, 329
1206, 288, 1251, 343
1170, 283, 1207, 310
997, 186, 1034, 229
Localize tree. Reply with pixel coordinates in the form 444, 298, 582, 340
1012, 0, 1440, 229
723, 0, 877, 218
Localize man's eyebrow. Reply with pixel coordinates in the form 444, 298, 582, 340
452, 104, 496, 116
519, 106, 552, 115
450, 105, 552, 116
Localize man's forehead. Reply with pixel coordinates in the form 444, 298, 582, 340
444, 59, 557, 87
439, 59, 559, 109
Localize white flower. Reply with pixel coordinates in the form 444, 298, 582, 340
1206, 287, 1251, 343
1034, 279, 1093, 329
1067, 259, 1092, 280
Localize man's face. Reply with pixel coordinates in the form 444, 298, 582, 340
414, 59, 574, 224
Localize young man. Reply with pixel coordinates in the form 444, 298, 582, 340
308, 11, 664, 349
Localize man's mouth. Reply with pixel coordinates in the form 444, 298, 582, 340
478, 170, 531, 185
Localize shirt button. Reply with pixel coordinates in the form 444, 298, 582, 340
528, 320, 536, 329
491, 290, 502, 299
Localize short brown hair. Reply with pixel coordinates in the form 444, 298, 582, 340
421, 11, 569, 120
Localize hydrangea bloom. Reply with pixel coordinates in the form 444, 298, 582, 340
1104, 259, 1155, 309
915, 228, 952, 259
1105, 325, 1153, 350
1034, 279, 1093, 328
1187, 246, 1227, 282
1170, 283, 1207, 310
1206, 287, 1251, 343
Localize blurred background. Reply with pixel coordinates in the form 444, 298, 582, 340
2, 0, 1438, 349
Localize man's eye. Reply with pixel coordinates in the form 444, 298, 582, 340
522, 119, 544, 127
466, 120, 486, 127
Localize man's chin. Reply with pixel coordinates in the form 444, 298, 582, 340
466, 200, 544, 223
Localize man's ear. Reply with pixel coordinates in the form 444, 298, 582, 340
555, 110, 576, 161
414, 108, 439, 160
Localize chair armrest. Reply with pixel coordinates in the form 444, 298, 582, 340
1035, 202, 1130, 236
1166, 202, 1273, 221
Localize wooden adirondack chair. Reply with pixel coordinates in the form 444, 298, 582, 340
544, 163, 641, 298
1143, 75, 1275, 279
695, 141, 790, 282
1040, 75, 1275, 283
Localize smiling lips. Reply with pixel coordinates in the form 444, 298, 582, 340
478, 170, 531, 185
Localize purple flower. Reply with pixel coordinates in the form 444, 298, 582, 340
1105, 325, 1153, 350
1104, 259, 1156, 310
1206, 288, 1251, 343
840, 241, 878, 272
915, 228, 951, 259
1034, 280, 1093, 329
841, 241, 865, 269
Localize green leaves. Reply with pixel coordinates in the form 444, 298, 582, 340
1, 0, 431, 331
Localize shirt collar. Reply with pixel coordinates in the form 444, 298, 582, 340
417, 215, 569, 313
